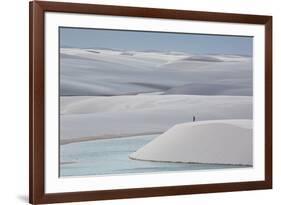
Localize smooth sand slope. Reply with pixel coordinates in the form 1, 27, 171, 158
130, 120, 252, 166
60, 95, 252, 144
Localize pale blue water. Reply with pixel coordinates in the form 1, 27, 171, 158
60, 135, 248, 177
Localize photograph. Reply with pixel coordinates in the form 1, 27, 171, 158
29, 2, 272, 203
59, 27, 253, 177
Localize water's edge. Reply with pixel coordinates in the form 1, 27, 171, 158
60, 134, 248, 177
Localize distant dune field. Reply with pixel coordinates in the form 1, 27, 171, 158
60, 48, 253, 96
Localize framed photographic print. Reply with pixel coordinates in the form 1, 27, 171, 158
29, 1, 272, 204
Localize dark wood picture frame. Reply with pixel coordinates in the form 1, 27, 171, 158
29, 1, 272, 204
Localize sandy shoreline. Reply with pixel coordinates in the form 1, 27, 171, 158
60, 131, 162, 145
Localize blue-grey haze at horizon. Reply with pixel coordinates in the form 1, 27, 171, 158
60, 27, 253, 56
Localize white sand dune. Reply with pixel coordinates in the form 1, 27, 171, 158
60, 48, 252, 96
60, 95, 252, 144
130, 120, 252, 166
